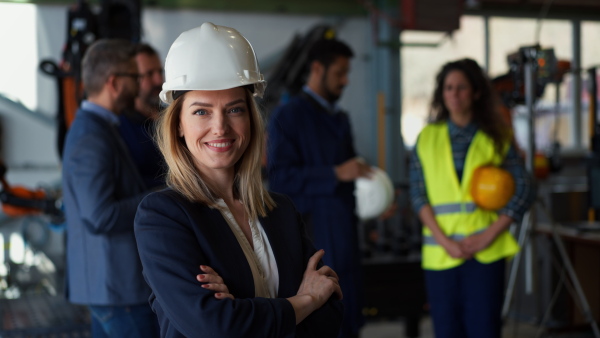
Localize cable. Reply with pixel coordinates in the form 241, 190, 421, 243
535, 0, 556, 45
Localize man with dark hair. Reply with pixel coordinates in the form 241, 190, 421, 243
62, 39, 159, 337
118, 43, 165, 189
267, 38, 369, 338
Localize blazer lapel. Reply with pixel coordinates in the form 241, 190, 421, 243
206, 207, 257, 297
259, 213, 296, 297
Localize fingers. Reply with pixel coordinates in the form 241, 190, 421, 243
201, 282, 234, 300
306, 249, 325, 271
455, 241, 474, 259
445, 240, 471, 259
197, 265, 234, 299
333, 283, 343, 300
214, 292, 235, 300
199, 265, 218, 275
197, 272, 224, 285
322, 270, 343, 300
363, 164, 375, 178
323, 269, 343, 300
198, 279, 234, 300
356, 161, 372, 178
317, 265, 339, 281
200, 281, 229, 292
459, 237, 480, 255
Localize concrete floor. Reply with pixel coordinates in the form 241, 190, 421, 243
360, 316, 597, 338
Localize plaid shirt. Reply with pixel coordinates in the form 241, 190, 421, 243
409, 120, 535, 223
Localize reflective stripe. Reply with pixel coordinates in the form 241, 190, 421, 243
423, 228, 487, 245
432, 202, 477, 215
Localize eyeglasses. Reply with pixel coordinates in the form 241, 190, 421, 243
139, 68, 165, 80
114, 72, 142, 82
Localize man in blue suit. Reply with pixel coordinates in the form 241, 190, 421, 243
62, 39, 159, 337
267, 38, 371, 338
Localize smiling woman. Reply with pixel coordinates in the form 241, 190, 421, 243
178, 89, 251, 173
133, 22, 343, 338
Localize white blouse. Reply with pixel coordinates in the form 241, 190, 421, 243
216, 199, 280, 298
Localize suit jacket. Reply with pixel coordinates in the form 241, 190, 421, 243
118, 109, 166, 189
62, 107, 150, 305
134, 189, 343, 338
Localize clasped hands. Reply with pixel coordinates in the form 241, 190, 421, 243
442, 230, 495, 259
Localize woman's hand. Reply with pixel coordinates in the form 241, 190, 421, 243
460, 215, 514, 256
441, 238, 472, 259
460, 231, 495, 256
197, 265, 235, 300
296, 249, 343, 305
288, 249, 343, 324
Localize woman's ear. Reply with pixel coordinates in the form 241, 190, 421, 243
178, 125, 183, 138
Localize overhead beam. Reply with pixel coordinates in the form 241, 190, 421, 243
4, 0, 368, 16
465, 3, 600, 21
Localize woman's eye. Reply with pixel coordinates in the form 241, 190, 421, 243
229, 107, 244, 114
194, 109, 208, 116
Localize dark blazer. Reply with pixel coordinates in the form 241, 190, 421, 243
62, 108, 150, 305
134, 189, 343, 338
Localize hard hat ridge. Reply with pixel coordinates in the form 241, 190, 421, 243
159, 22, 266, 104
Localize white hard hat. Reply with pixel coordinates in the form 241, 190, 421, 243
355, 167, 394, 221
159, 22, 266, 104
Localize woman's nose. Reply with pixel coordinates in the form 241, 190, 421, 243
211, 113, 229, 135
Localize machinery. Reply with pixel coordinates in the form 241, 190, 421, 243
492, 45, 571, 178
40, 0, 141, 158
257, 24, 336, 116
0, 162, 63, 225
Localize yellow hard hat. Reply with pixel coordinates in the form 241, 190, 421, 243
470, 165, 515, 211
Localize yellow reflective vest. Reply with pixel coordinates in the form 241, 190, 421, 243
416, 122, 519, 270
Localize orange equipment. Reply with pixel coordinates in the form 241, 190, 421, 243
1, 186, 47, 217
470, 165, 515, 211
534, 152, 550, 179
0, 162, 63, 223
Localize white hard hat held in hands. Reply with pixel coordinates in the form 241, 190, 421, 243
355, 166, 394, 221
159, 22, 267, 104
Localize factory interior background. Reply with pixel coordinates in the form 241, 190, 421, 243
1, 0, 600, 337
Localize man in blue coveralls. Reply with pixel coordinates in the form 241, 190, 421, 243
267, 38, 370, 338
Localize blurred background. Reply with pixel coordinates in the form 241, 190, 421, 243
0, 0, 600, 337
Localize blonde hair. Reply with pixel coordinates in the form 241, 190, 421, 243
155, 88, 275, 220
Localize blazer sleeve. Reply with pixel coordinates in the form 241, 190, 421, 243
267, 106, 339, 197
287, 195, 344, 337
66, 132, 146, 235
134, 192, 297, 338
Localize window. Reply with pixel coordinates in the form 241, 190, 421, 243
401, 15, 485, 147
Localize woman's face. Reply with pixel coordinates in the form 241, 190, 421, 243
178, 87, 251, 176
442, 70, 475, 119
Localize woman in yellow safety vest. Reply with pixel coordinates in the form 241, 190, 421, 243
409, 58, 535, 338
